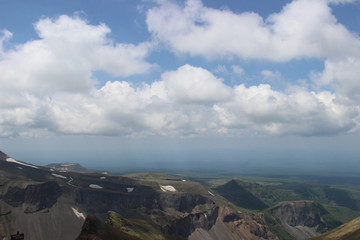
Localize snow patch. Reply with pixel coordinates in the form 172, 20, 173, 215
6, 158, 39, 169
50, 168, 55, 172
100, 176, 106, 180
61, 163, 76, 167
89, 184, 103, 189
160, 185, 177, 192
126, 187, 134, 193
208, 191, 214, 196
182, 179, 186, 182
17, 167, 23, 170
52, 173, 67, 179
71, 207, 85, 220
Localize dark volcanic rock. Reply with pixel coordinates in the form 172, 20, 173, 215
76, 215, 142, 240
3, 181, 62, 212
76, 215, 104, 240
163, 205, 219, 238
223, 212, 278, 240
159, 193, 213, 212
0, 151, 8, 161
74, 187, 214, 220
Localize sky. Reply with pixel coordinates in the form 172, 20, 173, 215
1, 0, 360, 173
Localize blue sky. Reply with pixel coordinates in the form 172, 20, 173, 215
1, 0, 360, 172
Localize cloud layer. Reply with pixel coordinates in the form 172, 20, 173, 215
1, 0, 360, 138
147, 0, 360, 61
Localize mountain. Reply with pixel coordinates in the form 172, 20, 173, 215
47, 162, 95, 173
213, 179, 268, 210
308, 216, 360, 240
0, 151, 280, 240
0, 150, 358, 240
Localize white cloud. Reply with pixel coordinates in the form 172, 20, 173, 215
231, 65, 244, 76
0, 14, 157, 137
261, 70, 282, 82
0, 15, 155, 97
314, 57, 360, 102
146, 0, 360, 61
1, 62, 357, 138
46, 78, 218, 137
1, 7, 360, 138
0, 29, 12, 56
214, 85, 357, 136
163, 64, 232, 104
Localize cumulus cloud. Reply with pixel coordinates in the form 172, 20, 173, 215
214, 85, 357, 136
163, 64, 232, 104
146, 0, 360, 61
1, 61, 357, 138
314, 57, 360, 102
0, 15, 155, 97
0, 14, 156, 136
1, 3, 360, 138
48, 76, 218, 137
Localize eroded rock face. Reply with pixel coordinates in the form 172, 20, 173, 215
76, 215, 103, 240
159, 193, 213, 212
163, 205, 219, 238
269, 201, 327, 227
269, 201, 341, 240
74, 188, 214, 219
223, 212, 278, 240
2, 181, 62, 212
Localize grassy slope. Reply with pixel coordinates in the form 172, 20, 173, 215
309, 217, 360, 240
213, 179, 268, 210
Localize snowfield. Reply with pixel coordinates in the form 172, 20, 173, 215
6, 158, 39, 169
126, 187, 134, 193
160, 185, 177, 192
208, 191, 215, 196
51, 173, 67, 179
61, 163, 76, 167
89, 184, 103, 189
71, 207, 85, 220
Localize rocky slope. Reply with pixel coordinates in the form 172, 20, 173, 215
269, 201, 340, 240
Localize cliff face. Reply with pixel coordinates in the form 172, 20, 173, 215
2, 181, 62, 213
163, 205, 219, 238
270, 201, 327, 228
74, 187, 214, 220
223, 212, 279, 240
269, 201, 340, 240
75, 187, 217, 238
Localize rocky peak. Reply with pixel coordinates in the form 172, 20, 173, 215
0, 150, 9, 161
